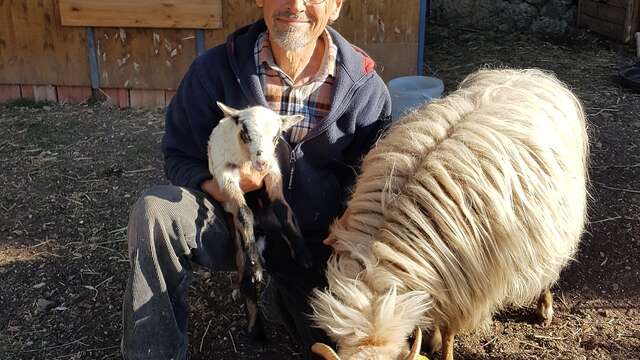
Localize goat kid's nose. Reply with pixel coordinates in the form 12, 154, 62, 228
256, 150, 263, 156
254, 159, 268, 171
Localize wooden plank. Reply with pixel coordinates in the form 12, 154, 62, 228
204, 0, 262, 46
581, 0, 627, 24
579, 12, 626, 40
57, 86, 93, 104
602, 0, 630, 8
101, 88, 130, 108
360, 43, 419, 81
58, 0, 222, 29
130, 89, 166, 108
0, 0, 90, 86
33, 85, 58, 102
20, 85, 35, 99
95, 28, 197, 90
0, 85, 21, 102
165, 90, 177, 105
333, 0, 420, 45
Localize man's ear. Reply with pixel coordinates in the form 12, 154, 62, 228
216, 102, 240, 118
255, 0, 264, 8
329, 0, 344, 22
280, 115, 304, 131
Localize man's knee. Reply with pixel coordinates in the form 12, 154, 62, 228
127, 185, 187, 254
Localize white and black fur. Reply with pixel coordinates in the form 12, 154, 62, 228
207, 102, 312, 340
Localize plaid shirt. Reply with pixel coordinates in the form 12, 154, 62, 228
255, 30, 337, 145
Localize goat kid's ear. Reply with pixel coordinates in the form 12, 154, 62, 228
280, 115, 304, 132
216, 102, 240, 119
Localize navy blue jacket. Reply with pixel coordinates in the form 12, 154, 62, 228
162, 20, 392, 271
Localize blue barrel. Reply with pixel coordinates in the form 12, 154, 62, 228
387, 76, 444, 120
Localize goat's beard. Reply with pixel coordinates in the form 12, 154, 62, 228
271, 26, 312, 50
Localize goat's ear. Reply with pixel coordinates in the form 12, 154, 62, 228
280, 115, 304, 131
216, 102, 240, 118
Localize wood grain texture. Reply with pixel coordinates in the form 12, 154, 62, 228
20, 85, 35, 99
578, 0, 639, 42
0, 0, 90, 86
95, 28, 197, 89
33, 85, 57, 102
57, 86, 92, 104
0, 84, 21, 102
130, 89, 166, 107
58, 0, 223, 29
101, 88, 130, 107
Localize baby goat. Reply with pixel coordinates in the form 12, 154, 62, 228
208, 102, 312, 339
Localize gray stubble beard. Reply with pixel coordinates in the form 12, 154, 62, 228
271, 26, 312, 51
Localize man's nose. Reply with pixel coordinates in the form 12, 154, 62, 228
286, 0, 306, 13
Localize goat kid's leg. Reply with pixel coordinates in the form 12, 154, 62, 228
441, 327, 456, 360
264, 172, 312, 269
234, 205, 263, 284
536, 288, 554, 327
232, 227, 266, 342
223, 180, 263, 283
238, 259, 267, 342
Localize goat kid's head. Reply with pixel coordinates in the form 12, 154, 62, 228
217, 102, 303, 172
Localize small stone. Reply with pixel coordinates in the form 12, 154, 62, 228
32, 282, 46, 289
42, 106, 52, 111
612, 283, 619, 291
36, 298, 55, 313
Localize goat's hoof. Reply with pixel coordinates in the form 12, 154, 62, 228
536, 290, 554, 327
537, 308, 553, 327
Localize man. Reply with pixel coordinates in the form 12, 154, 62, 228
121, 0, 392, 358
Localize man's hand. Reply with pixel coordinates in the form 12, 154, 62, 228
238, 166, 266, 193
201, 167, 267, 203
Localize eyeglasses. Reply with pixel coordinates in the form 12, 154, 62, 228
303, 0, 326, 5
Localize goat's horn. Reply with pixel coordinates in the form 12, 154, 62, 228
406, 327, 423, 360
311, 342, 341, 360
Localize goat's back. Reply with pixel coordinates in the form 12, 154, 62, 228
357, 69, 588, 331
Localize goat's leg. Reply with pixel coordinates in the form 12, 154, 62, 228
264, 172, 312, 268
536, 288, 554, 327
441, 327, 456, 360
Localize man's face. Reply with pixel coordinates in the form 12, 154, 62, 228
257, 0, 343, 50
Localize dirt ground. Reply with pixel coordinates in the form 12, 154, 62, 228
1, 26, 639, 360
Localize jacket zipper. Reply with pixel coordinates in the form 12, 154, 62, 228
288, 149, 296, 190
284, 76, 367, 191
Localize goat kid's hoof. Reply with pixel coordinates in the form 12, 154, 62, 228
252, 270, 264, 284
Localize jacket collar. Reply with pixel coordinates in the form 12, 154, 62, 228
225, 19, 376, 109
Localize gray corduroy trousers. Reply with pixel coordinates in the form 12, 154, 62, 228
121, 185, 298, 360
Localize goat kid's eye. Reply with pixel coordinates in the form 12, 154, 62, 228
240, 130, 250, 143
